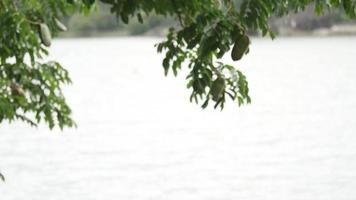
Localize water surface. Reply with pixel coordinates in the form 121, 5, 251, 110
1, 37, 356, 200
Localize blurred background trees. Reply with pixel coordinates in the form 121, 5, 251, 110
62, 1, 356, 37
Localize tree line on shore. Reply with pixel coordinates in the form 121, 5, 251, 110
62, 2, 355, 37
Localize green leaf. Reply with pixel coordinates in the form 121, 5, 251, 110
0, 172, 5, 182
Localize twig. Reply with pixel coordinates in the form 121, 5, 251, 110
210, 64, 224, 78
171, 0, 184, 27
25, 18, 41, 25
11, 0, 18, 11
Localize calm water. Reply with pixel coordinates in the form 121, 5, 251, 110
1, 37, 356, 200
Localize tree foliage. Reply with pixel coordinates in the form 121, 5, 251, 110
0, 0, 355, 129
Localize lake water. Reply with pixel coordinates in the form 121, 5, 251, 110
1, 37, 356, 200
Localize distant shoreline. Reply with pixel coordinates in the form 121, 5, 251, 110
58, 24, 356, 39
272, 23, 356, 37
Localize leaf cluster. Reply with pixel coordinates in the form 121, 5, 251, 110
101, 0, 356, 109
0, 0, 91, 128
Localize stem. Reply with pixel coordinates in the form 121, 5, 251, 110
26, 18, 41, 25
210, 64, 224, 78
11, 0, 18, 11
0, 0, 6, 9
171, 0, 184, 27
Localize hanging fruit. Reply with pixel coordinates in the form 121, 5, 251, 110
54, 18, 67, 31
210, 77, 225, 102
39, 23, 52, 47
231, 34, 250, 61
10, 82, 25, 96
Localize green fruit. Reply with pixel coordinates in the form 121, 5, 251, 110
39, 23, 51, 47
231, 34, 250, 61
210, 77, 225, 102
10, 82, 25, 96
54, 18, 67, 32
